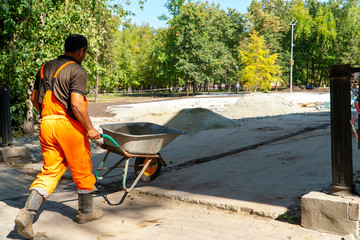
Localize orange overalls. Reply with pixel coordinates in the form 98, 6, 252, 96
30, 61, 96, 199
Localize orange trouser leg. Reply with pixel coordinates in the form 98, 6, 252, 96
30, 117, 68, 197
30, 116, 96, 197
55, 117, 96, 193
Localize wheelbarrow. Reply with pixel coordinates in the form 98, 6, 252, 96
92, 122, 182, 192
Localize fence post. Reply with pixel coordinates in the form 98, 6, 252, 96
329, 65, 353, 194
0, 86, 12, 147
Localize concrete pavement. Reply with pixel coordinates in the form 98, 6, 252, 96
0, 109, 355, 239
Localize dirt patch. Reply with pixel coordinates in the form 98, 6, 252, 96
88, 96, 188, 117
89, 92, 329, 133
88, 90, 329, 118
279, 86, 330, 93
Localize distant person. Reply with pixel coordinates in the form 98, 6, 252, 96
14, 34, 103, 239
306, 84, 313, 90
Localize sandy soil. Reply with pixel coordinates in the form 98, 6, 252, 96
88, 96, 191, 117
88, 87, 330, 117
89, 91, 330, 133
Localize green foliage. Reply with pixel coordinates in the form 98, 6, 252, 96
246, 0, 291, 85
111, 24, 154, 91
0, 0, 125, 128
173, 1, 244, 94
6, 0, 360, 130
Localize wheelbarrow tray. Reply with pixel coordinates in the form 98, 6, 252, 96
100, 122, 182, 154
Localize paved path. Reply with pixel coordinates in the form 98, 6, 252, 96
0, 166, 342, 240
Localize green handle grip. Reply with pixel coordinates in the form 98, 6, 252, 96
91, 134, 122, 153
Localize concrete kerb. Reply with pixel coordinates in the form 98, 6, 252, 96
133, 187, 288, 219
302, 191, 360, 238
0, 146, 31, 163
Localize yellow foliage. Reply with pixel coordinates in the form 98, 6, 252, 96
239, 32, 281, 92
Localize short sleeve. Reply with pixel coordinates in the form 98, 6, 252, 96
70, 67, 87, 95
33, 69, 41, 90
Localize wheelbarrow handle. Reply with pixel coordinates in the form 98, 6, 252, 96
91, 134, 122, 153
101, 134, 120, 148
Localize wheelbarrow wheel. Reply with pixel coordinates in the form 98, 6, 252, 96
134, 157, 162, 182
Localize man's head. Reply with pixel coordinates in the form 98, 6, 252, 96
64, 34, 88, 63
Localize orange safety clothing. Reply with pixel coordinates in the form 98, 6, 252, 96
34, 55, 88, 121
30, 61, 96, 199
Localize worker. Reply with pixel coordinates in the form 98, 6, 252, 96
14, 34, 103, 239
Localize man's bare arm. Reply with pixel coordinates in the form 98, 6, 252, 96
71, 92, 100, 140
31, 89, 40, 112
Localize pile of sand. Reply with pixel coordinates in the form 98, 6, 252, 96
95, 93, 308, 133
126, 107, 240, 133
163, 108, 240, 133
220, 93, 305, 119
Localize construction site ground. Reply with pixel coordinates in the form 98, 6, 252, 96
1, 90, 357, 240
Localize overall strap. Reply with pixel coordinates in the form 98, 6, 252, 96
40, 63, 46, 79
51, 61, 76, 89
53, 61, 76, 79
40, 61, 76, 91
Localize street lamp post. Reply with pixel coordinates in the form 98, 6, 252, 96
290, 20, 298, 93
235, 65, 239, 94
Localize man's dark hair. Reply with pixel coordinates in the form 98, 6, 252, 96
64, 34, 88, 53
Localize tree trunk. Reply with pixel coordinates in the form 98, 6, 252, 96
175, 75, 178, 93
168, 72, 172, 96
23, 12, 46, 134
23, 81, 35, 135
185, 76, 189, 96
316, 50, 323, 87
306, 61, 309, 85
95, 54, 99, 103
320, 70, 324, 87
316, 62, 321, 87
311, 58, 315, 85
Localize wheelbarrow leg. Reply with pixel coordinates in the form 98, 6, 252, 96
96, 151, 126, 180
122, 158, 152, 193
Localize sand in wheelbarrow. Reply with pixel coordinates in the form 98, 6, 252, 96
219, 93, 305, 119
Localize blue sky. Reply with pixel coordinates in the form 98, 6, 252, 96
121, 1, 254, 29
120, 0, 328, 29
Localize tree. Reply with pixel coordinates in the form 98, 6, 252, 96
290, 0, 336, 86
239, 32, 281, 92
246, 0, 291, 85
112, 23, 154, 93
0, 0, 130, 132
173, 1, 244, 95
330, 0, 360, 65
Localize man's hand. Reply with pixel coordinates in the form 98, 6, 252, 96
87, 128, 101, 140
71, 92, 100, 140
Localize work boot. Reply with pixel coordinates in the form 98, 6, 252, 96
14, 189, 44, 239
76, 193, 103, 224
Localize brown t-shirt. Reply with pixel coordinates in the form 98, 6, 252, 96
33, 55, 87, 121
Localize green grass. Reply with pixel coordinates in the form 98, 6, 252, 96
276, 212, 300, 224
86, 93, 128, 102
